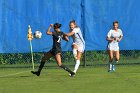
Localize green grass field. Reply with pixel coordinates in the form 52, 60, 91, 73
0, 65, 140, 93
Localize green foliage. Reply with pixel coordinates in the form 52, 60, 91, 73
0, 50, 140, 65
121, 50, 140, 58
85, 51, 108, 62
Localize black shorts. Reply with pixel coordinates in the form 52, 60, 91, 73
49, 48, 61, 56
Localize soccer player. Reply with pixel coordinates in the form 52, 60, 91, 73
31, 23, 75, 77
66, 20, 85, 74
106, 21, 123, 72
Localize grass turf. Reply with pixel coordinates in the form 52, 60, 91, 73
0, 65, 140, 93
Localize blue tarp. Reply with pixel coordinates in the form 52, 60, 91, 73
84, 0, 140, 50
0, 0, 140, 53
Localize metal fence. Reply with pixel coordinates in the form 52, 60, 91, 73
0, 50, 140, 68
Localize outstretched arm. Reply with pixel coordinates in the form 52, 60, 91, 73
46, 24, 53, 35
63, 35, 69, 42
66, 32, 75, 37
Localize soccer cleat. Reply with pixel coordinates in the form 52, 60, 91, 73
108, 70, 113, 72
31, 71, 40, 76
69, 72, 75, 77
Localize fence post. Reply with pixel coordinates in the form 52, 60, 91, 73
81, 0, 86, 67
83, 51, 86, 67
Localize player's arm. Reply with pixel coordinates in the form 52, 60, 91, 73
117, 36, 123, 42
106, 36, 114, 42
46, 24, 53, 35
66, 32, 75, 37
106, 30, 114, 42
63, 33, 69, 42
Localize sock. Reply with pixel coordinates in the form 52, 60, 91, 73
73, 60, 80, 73
73, 49, 77, 59
38, 61, 45, 72
108, 62, 112, 71
60, 64, 73, 73
116, 61, 119, 63
112, 63, 115, 71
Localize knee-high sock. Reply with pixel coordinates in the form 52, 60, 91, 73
60, 64, 73, 73
108, 61, 112, 70
73, 49, 77, 59
112, 62, 115, 71
74, 60, 80, 73
38, 61, 45, 72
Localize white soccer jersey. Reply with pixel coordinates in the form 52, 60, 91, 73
71, 27, 85, 52
107, 29, 123, 51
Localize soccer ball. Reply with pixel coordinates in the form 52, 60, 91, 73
34, 31, 42, 39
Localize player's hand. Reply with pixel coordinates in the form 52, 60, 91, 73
117, 38, 120, 42
114, 37, 117, 41
65, 34, 68, 36
114, 37, 120, 42
50, 24, 54, 27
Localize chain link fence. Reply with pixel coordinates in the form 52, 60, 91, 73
84, 50, 140, 66
0, 50, 140, 68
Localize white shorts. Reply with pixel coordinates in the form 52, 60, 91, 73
73, 43, 85, 53
107, 45, 119, 51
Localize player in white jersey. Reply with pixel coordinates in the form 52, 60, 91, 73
66, 20, 85, 75
106, 21, 123, 72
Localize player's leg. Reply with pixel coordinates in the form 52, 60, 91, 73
31, 52, 52, 76
73, 44, 84, 74
112, 50, 120, 71
38, 52, 53, 72
73, 51, 82, 73
72, 44, 78, 59
115, 50, 120, 63
108, 50, 114, 72
55, 53, 75, 76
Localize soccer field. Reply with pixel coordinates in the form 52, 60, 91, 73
0, 65, 140, 93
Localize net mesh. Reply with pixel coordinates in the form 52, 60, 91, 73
0, 50, 140, 68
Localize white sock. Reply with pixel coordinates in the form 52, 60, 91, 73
109, 63, 112, 70
73, 60, 80, 73
73, 49, 77, 59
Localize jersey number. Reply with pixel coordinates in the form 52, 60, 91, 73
57, 36, 62, 43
